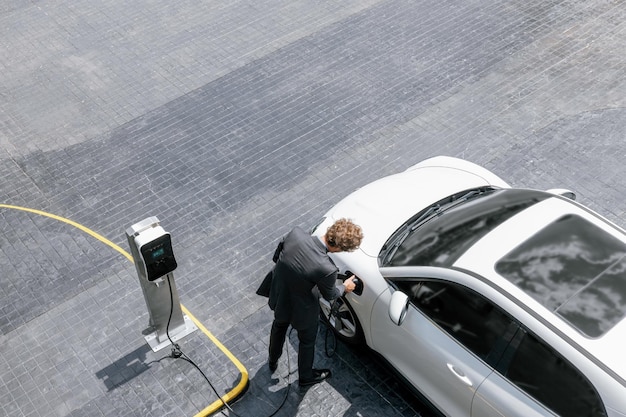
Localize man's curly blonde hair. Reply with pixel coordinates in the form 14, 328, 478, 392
325, 218, 363, 252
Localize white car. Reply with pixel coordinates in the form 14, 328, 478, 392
314, 156, 626, 417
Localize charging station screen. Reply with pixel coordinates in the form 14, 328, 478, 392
151, 247, 165, 259
140, 234, 177, 281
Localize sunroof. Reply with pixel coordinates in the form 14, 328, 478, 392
496, 214, 626, 337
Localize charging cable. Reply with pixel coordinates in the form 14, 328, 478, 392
164, 275, 239, 416
324, 300, 340, 357
165, 275, 291, 417
266, 328, 294, 417
324, 274, 361, 358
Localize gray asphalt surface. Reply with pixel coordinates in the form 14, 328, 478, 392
1, 0, 625, 416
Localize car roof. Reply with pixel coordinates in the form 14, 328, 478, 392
455, 196, 626, 378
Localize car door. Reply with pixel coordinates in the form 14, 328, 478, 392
473, 327, 608, 417
370, 272, 518, 417
471, 371, 556, 417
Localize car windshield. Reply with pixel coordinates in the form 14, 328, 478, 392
382, 188, 550, 267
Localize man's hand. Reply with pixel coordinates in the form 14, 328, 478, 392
343, 276, 357, 293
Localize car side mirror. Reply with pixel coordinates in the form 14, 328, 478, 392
389, 291, 410, 326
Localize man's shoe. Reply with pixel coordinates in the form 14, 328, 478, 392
269, 361, 278, 372
299, 369, 332, 387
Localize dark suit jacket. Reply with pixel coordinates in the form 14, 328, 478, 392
268, 227, 343, 330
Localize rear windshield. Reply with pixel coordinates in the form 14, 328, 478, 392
496, 214, 626, 338
386, 189, 549, 267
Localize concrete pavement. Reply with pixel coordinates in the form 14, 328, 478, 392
1, 0, 625, 416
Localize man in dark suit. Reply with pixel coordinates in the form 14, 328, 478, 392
268, 218, 363, 386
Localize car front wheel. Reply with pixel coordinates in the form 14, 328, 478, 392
319, 296, 364, 344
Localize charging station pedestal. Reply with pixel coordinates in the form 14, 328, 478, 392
126, 216, 197, 352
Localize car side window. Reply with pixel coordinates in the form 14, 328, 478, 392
504, 331, 606, 417
394, 279, 515, 364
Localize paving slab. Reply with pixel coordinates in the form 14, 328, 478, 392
1, 0, 625, 416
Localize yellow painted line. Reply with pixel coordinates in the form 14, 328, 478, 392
0, 204, 133, 262
0, 204, 248, 416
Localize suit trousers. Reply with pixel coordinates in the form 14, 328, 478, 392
269, 320, 318, 380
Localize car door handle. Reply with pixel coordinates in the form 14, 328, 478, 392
447, 363, 473, 387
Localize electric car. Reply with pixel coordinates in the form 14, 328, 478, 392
313, 156, 626, 417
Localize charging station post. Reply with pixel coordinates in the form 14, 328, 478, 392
126, 216, 197, 352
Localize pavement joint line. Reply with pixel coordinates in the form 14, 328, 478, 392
0, 203, 250, 417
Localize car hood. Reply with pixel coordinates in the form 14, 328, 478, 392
319, 157, 510, 257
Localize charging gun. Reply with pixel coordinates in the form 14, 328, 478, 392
343, 270, 363, 296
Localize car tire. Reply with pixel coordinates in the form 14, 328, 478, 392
319, 295, 364, 345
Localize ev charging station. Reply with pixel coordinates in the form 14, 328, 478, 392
126, 216, 197, 352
